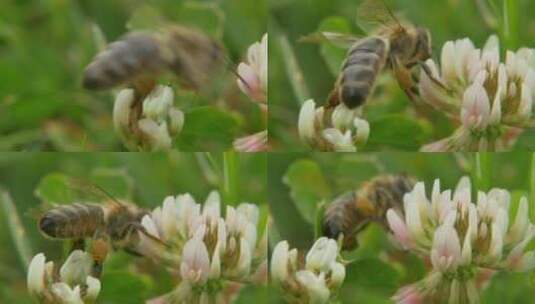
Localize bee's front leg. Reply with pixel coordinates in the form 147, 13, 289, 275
391, 56, 420, 103
125, 221, 169, 248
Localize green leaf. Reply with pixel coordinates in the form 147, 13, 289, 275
344, 258, 401, 294
234, 285, 270, 304
126, 5, 168, 31
317, 16, 353, 76
175, 106, 239, 151
99, 271, 153, 304
175, 2, 225, 38
34, 173, 77, 204
90, 168, 134, 200
367, 115, 431, 150
283, 159, 331, 223
342, 223, 389, 260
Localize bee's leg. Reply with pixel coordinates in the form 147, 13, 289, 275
418, 61, 448, 91
391, 56, 441, 121
89, 229, 110, 279
391, 57, 419, 102
326, 88, 340, 109
126, 221, 170, 248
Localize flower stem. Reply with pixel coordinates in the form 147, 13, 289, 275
529, 153, 535, 221
223, 152, 239, 206
502, 0, 519, 50
0, 189, 33, 272
474, 152, 492, 192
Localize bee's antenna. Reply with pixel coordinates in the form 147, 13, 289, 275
219, 53, 253, 92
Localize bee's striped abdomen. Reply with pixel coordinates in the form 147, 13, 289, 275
39, 203, 105, 239
322, 191, 361, 249
339, 37, 389, 108
83, 32, 164, 90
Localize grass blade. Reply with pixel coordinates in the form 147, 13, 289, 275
0, 189, 33, 272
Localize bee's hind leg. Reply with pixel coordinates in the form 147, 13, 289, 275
89, 229, 110, 279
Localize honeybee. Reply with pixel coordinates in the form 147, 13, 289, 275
83, 24, 225, 95
323, 174, 415, 250
304, 0, 435, 109
38, 181, 165, 278
82, 24, 228, 137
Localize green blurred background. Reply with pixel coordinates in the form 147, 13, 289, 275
0, 0, 266, 151
269, 0, 535, 151
0, 152, 267, 303
269, 152, 535, 303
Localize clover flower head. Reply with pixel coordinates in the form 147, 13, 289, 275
298, 100, 369, 151
114, 85, 184, 151
420, 35, 535, 151
233, 130, 268, 152
137, 191, 266, 303
237, 33, 268, 104
388, 177, 535, 303
271, 237, 345, 304
27, 251, 101, 304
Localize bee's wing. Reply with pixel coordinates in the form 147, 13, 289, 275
66, 177, 125, 207
299, 31, 362, 48
356, 0, 404, 33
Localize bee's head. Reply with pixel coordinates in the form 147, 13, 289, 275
415, 26, 432, 61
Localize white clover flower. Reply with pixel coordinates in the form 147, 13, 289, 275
113, 85, 184, 151
270, 238, 345, 304
27, 251, 101, 304
298, 100, 369, 151
389, 177, 535, 303
180, 237, 211, 285
237, 33, 267, 103
420, 35, 535, 151
233, 130, 268, 152
137, 190, 264, 302
305, 237, 338, 273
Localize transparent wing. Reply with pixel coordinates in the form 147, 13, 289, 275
299, 31, 362, 48
356, 0, 403, 33
66, 177, 124, 207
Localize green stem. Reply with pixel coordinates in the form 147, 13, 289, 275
223, 152, 239, 206
529, 153, 535, 221
0, 189, 33, 272
502, 0, 519, 50
474, 152, 492, 192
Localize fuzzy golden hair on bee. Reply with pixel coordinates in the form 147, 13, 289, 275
82, 25, 225, 93
322, 174, 415, 250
